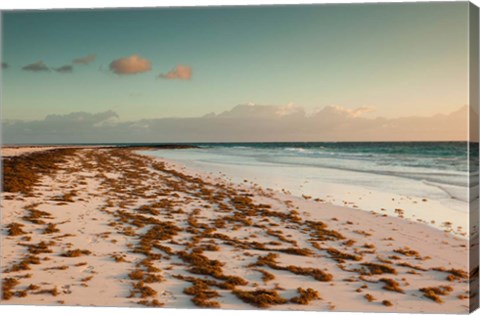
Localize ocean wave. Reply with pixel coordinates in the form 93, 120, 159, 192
284, 147, 314, 154
422, 180, 472, 202
196, 142, 470, 189
258, 155, 468, 188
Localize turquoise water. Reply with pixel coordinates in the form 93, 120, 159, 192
141, 141, 477, 206
186, 142, 475, 188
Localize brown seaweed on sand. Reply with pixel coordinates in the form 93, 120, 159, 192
232, 289, 287, 308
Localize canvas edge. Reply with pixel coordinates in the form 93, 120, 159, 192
0, 2, 477, 313
469, 1, 480, 314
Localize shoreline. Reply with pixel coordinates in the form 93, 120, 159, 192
4, 145, 467, 237
1, 144, 198, 157
139, 149, 470, 239
0, 147, 471, 312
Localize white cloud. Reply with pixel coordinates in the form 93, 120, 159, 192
317, 105, 375, 118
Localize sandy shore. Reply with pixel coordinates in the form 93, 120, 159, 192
140, 149, 471, 238
0, 147, 473, 312
2, 147, 63, 157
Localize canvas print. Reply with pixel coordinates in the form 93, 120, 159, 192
1, 1, 479, 313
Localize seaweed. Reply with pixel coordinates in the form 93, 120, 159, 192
290, 287, 320, 305
232, 289, 287, 308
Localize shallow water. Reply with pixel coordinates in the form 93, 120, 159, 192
144, 142, 474, 201
140, 142, 474, 235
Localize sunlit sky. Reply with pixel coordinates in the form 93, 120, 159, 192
2, 2, 470, 122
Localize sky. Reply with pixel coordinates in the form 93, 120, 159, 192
1, 2, 474, 143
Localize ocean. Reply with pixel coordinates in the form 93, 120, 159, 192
144, 142, 474, 193
137, 142, 478, 236
140, 141, 476, 234
204, 141, 474, 183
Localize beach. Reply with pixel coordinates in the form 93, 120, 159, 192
141, 142, 475, 238
0, 146, 473, 312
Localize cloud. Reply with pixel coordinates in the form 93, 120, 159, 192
2, 62, 8, 69
44, 110, 118, 124
216, 103, 304, 119
3, 111, 119, 143
158, 65, 192, 80
54, 65, 73, 73
320, 105, 375, 118
22, 61, 49, 72
3, 105, 468, 144
73, 54, 96, 65
275, 103, 305, 117
109, 54, 151, 75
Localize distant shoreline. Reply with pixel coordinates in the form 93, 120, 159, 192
1, 144, 200, 150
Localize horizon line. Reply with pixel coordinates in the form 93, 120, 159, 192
2, 140, 476, 146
